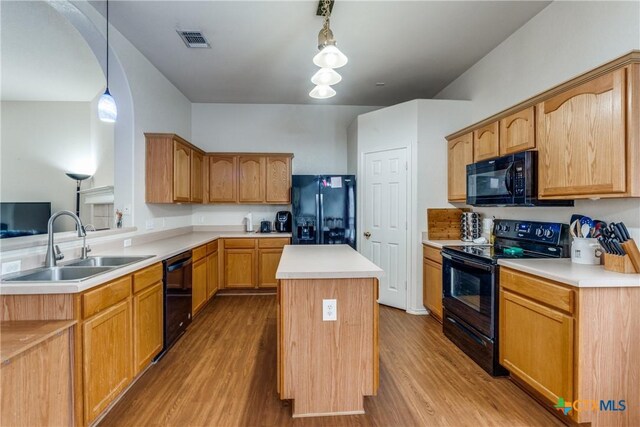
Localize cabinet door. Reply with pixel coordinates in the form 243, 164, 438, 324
422, 258, 442, 321
266, 156, 291, 203
537, 69, 626, 198
258, 248, 283, 288
190, 150, 204, 203
225, 249, 256, 288
192, 258, 208, 315
447, 133, 474, 202
473, 122, 499, 161
173, 140, 191, 202
209, 155, 237, 203
83, 299, 132, 424
499, 290, 574, 405
238, 156, 266, 203
133, 282, 163, 375
207, 251, 218, 298
499, 106, 535, 155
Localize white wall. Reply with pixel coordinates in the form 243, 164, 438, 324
190, 103, 378, 226
1, 100, 113, 231
435, 0, 640, 240
355, 100, 473, 314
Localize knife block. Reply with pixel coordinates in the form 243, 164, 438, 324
603, 253, 638, 274
620, 239, 640, 273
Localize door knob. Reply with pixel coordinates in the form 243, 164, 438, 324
364, 231, 371, 239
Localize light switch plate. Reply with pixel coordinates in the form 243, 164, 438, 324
2, 260, 21, 275
123, 239, 132, 248
145, 219, 154, 230
323, 299, 337, 321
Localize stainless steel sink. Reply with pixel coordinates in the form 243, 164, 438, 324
3, 266, 115, 282
65, 255, 153, 268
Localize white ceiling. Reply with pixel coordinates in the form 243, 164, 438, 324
96, 1, 550, 106
1, 1, 105, 102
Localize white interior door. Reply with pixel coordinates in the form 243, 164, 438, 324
362, 148, 408, 309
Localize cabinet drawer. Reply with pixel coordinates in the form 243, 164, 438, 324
83, 276, 132, 319
132, 263, 163, 294
206, 241, 218, 255
422, 245, 442, 264
258, 238, 289, 249
224, 238, 256, 249
500, 268, 574, 314
192, 245, 207, 261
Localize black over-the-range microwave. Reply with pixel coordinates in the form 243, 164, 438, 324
466, 151, 573, 207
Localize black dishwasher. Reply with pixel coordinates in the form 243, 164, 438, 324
157, 251, 192, 359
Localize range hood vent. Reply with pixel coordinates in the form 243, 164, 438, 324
177, 30, 210, 48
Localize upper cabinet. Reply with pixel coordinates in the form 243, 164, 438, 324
209, 155, 238, 203
499, 106, 535, 155
238, 156, 266, 203
266, 156, 292, 203
537, 69, 628, 199
145, 134, 205, 204
447, 132, 474, 202
473, 122, 499, 161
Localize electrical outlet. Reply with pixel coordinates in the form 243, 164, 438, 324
123, 205, 131, 215
146, 219, 154, 230
323, 299, 337, 321
2, 260, 21, 275
123, 238, 132, 248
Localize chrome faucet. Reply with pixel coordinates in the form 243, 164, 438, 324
44, 210, 87, 267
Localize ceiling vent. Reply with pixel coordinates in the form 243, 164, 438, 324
176, 30, 210, 48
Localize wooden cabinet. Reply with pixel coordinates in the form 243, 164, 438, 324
422, 245, 442, 321
473, 122, 499, 161
499, 106, 535, 155
190, 150, 204, 203
266, 156, 292, 203
238, 156, 266, 203
209, 155, 238, 203
82, 299, 132, 424
258, 249, 283, 288
222, 238, 289, 289
145, 133, 205, 204
537, 69, 627, 199
447, 133, 474, 202
192, 248, 208, 315
132, 282, 163, 375
207, 245, 219, 299
225, 249, 256, 288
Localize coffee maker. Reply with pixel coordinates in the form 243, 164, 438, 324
275, 211, 292, 232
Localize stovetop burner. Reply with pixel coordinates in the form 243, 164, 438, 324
443, 244, 553, 263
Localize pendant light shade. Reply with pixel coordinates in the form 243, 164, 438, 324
311, 68, 342, 86
309, 85, 336, 99
313, 44, 348, 69
99, 0, 117, 123
98, 89, 117, 122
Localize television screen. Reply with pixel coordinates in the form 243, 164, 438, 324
0, 202, 51, 239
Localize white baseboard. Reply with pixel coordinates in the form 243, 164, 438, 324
406, 308, 428, 315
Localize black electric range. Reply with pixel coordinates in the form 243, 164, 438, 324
440, 219, 570, 376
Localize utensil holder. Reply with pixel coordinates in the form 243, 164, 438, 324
603, 253, 638, 274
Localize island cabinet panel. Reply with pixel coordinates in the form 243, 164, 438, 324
499, 106, 535, 155
132, 282, 163, 375
473, 122, 499, 161
238, 156, 266, 203
422, 255, 442, 322
83, 299, 132, 425
173, 140, 192, 202
209, 155, 238, 203
537, 69, 627, 198
447, 133, 473, 202
1, 324, 74, 427
266, 156, 292, 203
192, 257, 208, 315
190, 150, 204, 203
224, 249, 256, 288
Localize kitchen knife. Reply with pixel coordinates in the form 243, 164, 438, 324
612, 241, 626, 256
612, 223, 627, 242
619, 222, 631, 241
597, 237, 611, 254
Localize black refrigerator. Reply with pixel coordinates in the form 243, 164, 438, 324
291, 175, 356, 249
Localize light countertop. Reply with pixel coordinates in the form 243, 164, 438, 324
498, 258, 640, 288
422, 239, 487, 249
276, 245, 383, 280
0, 231, 291, 295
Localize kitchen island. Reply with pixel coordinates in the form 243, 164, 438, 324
275, 245, 383, 417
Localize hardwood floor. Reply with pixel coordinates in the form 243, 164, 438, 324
100, 295, 561, 427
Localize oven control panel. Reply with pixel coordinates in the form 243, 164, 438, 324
494, 219, 566, 245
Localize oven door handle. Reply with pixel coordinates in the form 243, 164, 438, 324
446, 316, 487, 347
442, 252, 493, 272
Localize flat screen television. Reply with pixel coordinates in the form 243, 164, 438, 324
0, 202, 51, 239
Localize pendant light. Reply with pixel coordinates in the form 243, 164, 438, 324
309, 0, 347, 99
98, 0, 117, 123
309, 85, 336, 99
311, 67, 342, 86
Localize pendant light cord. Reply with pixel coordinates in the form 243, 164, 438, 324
321, 0, 331, 39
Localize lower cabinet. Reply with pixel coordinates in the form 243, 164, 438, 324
258, 248, 283, 288
225, 249, 256, 287
222, 238, 290, 289
132, 282, 163, 375
192, 255, 208, 315
422, 244, 443, 321
207, 248, 219, 298
82, 299, 133, 424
